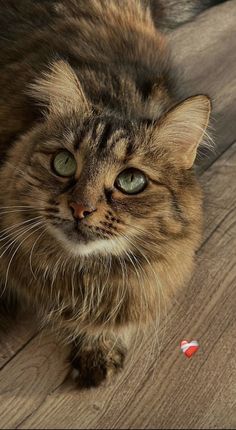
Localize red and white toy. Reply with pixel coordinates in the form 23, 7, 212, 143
180, 339, 199, 358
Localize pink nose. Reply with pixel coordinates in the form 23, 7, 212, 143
69, 202, 96, 220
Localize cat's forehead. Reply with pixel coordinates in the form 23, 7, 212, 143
66, 114, 138, 161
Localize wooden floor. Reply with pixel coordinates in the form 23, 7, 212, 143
0, 2, 236, 429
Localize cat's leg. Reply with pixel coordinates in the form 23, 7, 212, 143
69, 327, 133, 388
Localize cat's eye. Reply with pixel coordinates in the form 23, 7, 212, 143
115, 168, 148, 195
53, 151, 77, 177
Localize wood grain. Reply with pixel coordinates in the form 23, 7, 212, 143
201, 142, 236, 243
0, 330, 69, 430
0, 311, 37, 369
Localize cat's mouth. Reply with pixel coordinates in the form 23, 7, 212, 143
58, 219, 102, 244
49, 219, 125, 257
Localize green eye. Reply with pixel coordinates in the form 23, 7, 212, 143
53, 151, 77, 177
115, 168, 148, 195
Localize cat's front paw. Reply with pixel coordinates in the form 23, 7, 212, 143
70, 337, 126, 388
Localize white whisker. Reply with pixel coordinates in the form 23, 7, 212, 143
29, 227, 48, 280
0, 222, 44, 298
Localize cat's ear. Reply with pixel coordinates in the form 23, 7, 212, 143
152, 95, 211, 169
29, 60, 90, 114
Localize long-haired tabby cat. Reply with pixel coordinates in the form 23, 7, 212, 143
0, 0, 221, 388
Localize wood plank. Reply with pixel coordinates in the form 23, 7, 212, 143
0, 142, 233, 429
0, 330, 69, 430
170, 0, 236, 173
0, 309, 37, 370
201, 142, 236, 243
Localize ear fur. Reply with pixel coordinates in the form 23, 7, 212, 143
29, 60, 89, 114
152, 95, 211, 169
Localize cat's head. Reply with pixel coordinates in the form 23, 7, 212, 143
2, 61, 211, 264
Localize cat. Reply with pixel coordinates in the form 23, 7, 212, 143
0, 0, 216, 388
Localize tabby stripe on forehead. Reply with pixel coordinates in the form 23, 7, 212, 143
97, 122, 114, 150
110, 130, 130, 147
99, 124, 133, 158
74, 117, 91, 150
124, 138, 135, 158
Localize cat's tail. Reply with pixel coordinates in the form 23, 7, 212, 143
149, 0, 228, 31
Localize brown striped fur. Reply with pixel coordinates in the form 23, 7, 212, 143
0, 0, 211, 387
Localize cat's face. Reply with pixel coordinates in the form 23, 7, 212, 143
17, 114, 162, 258
1, 61, 211, 262
10, 117, 180, 259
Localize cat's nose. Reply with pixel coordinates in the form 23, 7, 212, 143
69, 202, 96, 220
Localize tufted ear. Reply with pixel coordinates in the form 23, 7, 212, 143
30, 60, 89, 114
152, 95, 211, 169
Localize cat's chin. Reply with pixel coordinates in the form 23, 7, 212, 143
48, 225, 128, 258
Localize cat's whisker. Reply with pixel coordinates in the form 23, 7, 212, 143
50, 255, 63, 304
71, 260, 77, 310
0, 205, 36, 209
29, 227, 48, 280
126, 224, 162, 240
98, 254, 112, 303
0, 222, 42, 250
0, 222, 45, 298
0, 216, 43, 241
0, 209, 40, 216
121, 225, 164, 252
0, 204, 41, 212
0, 203, 38, 207
0, 220, 44, 258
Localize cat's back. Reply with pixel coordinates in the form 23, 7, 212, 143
0, 0, 159, 64
0, 0, 57, 61
0, 0, 168, 150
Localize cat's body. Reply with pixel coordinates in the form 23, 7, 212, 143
0, 0, 217, 387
